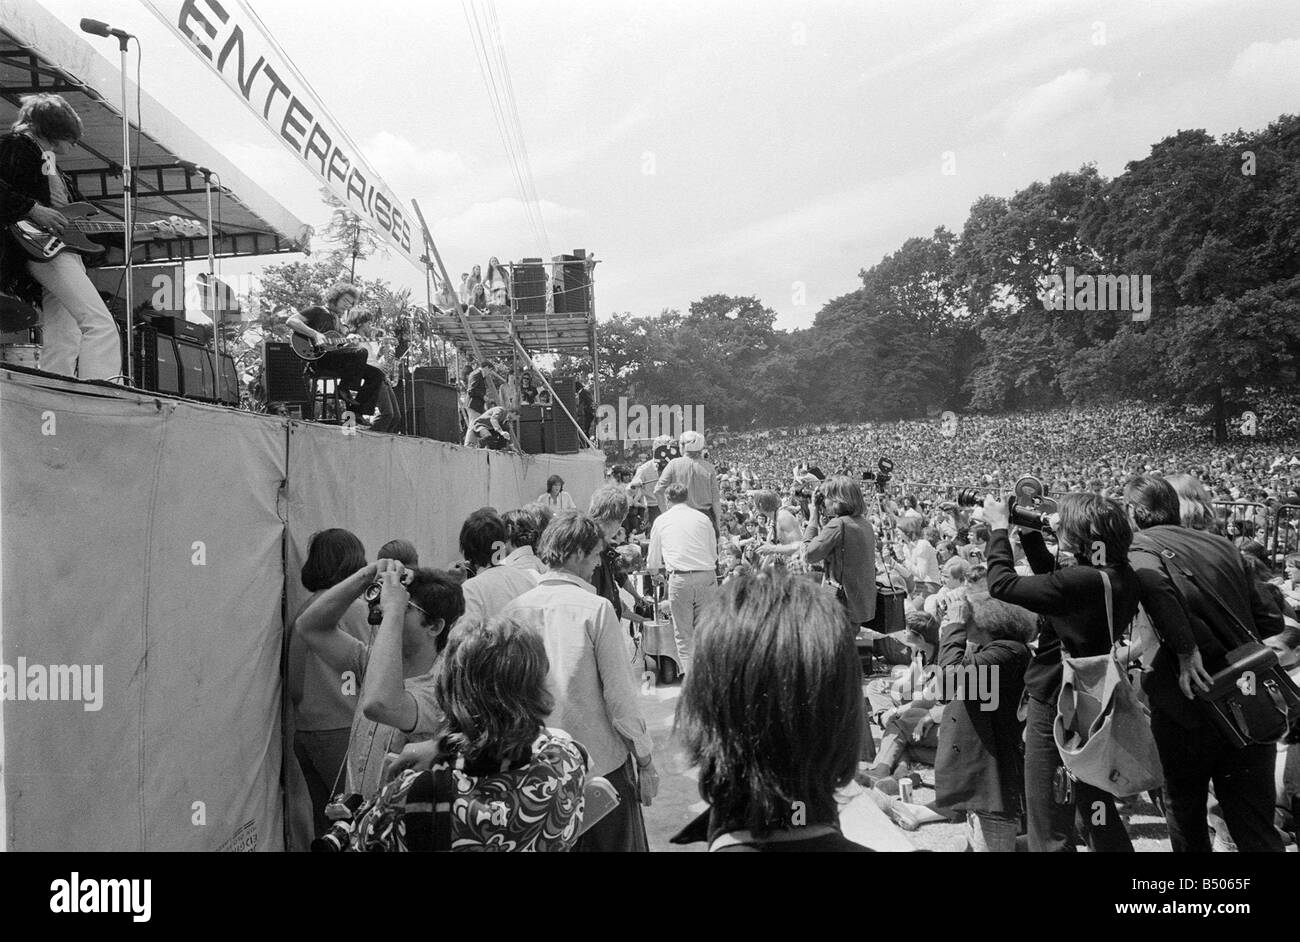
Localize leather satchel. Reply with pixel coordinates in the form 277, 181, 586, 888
1193, 641, 1298, 748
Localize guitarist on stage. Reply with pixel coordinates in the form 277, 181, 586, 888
286, 282, 396, 431
0, 94, 122, 381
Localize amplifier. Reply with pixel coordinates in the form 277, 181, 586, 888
117, 323, 181, 395
263, 341, 309, 406
518, 418, 547, 454
174, 337, 213, 401
411, 379, 461, 443
413, 364, 449, 385
151, 314, 212, 344
218, 354, 240, 406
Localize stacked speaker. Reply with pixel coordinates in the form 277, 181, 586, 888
410, 373, 460, 443
551, 251, 591, 314
517, 403, 549, 454
116, 314, 237, 405
550, 376, 582, 454
511, 259, 547, 316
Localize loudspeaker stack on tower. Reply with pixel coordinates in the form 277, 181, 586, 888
511, 259, 547, 316
551, 250, 591, 314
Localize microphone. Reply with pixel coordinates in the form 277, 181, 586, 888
176, 158, 214, 177
80, 18, 135, 41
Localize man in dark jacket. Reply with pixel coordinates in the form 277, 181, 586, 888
1124, 474, 1285, 852
934, 591, 1032, 852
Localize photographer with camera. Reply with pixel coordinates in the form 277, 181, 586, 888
292, 559, 465, 805
980, 488, 1138, 852
803, 475, 877, 632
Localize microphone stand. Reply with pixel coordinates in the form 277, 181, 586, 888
198, 168, 221, 405
116, 32, 136, 387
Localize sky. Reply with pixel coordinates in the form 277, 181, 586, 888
36, 0, 1300, 330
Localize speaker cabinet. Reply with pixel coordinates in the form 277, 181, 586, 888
551, 378, 582, 454
511, 259, 548, 316
551, 251, 590, 314
412, 379, 461, 443
174, 339, 213, 400
263, 341, 309, 406
219, 355, 240, 406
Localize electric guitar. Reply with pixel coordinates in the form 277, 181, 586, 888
9, 201, 207, 262
290, 330, 359, 362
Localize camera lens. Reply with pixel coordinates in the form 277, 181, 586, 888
956, 488, 980, 507
363, 582, 383, 603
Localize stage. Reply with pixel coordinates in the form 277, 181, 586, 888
0, 367, 603, 850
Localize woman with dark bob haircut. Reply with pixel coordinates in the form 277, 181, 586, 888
670, 568, 873, 851
981, 491, 1138, 853
290, 528, 369, 841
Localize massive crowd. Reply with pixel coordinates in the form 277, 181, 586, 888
284, 398, 1300, 853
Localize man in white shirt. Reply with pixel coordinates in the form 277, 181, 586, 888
501, 511, 657, 851
647, 483, 719, 677
458, 509, 539, 623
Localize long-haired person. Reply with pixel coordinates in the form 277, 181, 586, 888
803, 475, 877, 631
485, 256, 510, 306
753, 488, 811, 574
378, 616, 589, 851
288, 529, 370, 839
0, 94, 121, 380
538, 474, 577, 512
500, 506, 549, 574
458, 508, 539, 625
500, 511, 657, 851
1165, 472, 1220, 533
1124, 474, 1285, 852
671, 568, 872, 851
286, 283, 394, 430
588, 484, 651, 621
982, 492, 1137, 852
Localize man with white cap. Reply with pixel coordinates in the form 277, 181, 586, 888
654, 430, 722, 538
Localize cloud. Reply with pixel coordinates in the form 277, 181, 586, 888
359, 131, 469, 194
1229, 38, 1300, 93
998, 68, 1114, 139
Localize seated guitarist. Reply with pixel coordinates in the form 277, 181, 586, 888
286, 283, 391, 430
0, 94, 122, 381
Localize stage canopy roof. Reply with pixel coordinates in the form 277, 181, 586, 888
0, 0, 311, 265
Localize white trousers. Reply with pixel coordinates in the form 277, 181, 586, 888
26, 253, 122, 380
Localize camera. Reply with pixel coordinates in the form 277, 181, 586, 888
956, 475, 1058, 532
861, 457, 893, 493
653, 441, 680, 472
363, 568, 416, 625
311, 793, 365, 853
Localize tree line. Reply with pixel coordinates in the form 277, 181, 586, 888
591, 113, 1300, 442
